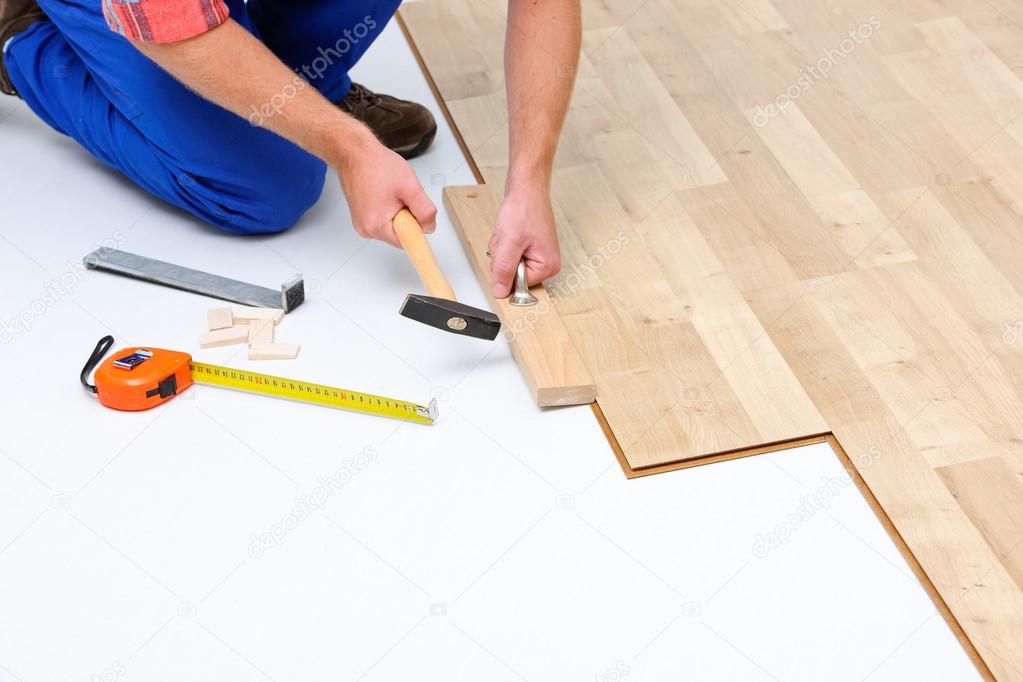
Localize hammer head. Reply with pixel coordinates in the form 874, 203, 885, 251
400, 294, 501, 340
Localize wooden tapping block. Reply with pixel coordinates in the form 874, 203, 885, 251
443, 185, 596, 406
199, 325, 249, 348
207, 307, 234, 331
248, 343, 300, 360
248, 319, 274, 345
233, 306, 285, 324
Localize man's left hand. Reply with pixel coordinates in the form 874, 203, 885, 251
488, 185, 561, 298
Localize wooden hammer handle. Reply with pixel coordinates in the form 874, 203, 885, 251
393, 208, 456, 300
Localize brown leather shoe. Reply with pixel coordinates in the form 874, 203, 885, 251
1, 0, 47, 96
337, 82, 436, 159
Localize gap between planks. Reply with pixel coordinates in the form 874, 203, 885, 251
397, 13, 486, 185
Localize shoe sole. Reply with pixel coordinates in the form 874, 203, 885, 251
394, 124, 438, 160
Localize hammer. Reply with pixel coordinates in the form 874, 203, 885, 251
393, 209, 501, 341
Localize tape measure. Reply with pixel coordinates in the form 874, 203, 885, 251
80, 336, 437, 425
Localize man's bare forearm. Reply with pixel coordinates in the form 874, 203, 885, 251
487, 0, 579, 295
133, 20, 373, 169
503, 0, 581, 191
132, 21, 436, 245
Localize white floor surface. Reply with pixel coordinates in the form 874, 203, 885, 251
0, 15, 979, 682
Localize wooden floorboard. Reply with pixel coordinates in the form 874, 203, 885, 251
400, 0, 1023, 675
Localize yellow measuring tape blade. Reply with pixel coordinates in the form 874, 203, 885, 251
189, 361, 437, 425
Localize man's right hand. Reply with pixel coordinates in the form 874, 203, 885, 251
133, 21, 436, 248
336, 131, 437, 248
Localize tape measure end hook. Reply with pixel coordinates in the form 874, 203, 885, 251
417, 397, 440, 423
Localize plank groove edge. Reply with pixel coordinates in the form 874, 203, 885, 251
397, 10, 485, 184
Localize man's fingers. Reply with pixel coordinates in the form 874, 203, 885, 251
363, 206, 403, 249
490, 234, 524, 298
379, 199, 407, 248
524, 256, 559, 286
532, 248, 562, 284
401, 184, 438, 234
378, 221, 403, 248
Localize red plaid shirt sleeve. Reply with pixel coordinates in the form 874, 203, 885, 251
102, 0, 230, 43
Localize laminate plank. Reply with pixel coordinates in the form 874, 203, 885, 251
747, 102, 861, 197
938, 457, 1023, 593
442, 186, 596, 407
547, 160, 824, 464
716, 0, 789, 34
748, 103, 917, 268
633, 192, 827, 443
882, 17, 1023, 154
678, 185, 802, 292
579, 26, 727, 189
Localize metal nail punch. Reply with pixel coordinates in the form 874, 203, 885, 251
510, 260, 538, 307
485, 249, 538, 306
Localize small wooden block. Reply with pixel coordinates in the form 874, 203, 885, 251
207, 307, 234, 330
199, 325, 249, 348
234, 306, 285, 324
248, 343, 300, 360
248, 319, 274, 345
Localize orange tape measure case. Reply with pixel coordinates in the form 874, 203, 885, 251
82, 337, 193, 411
